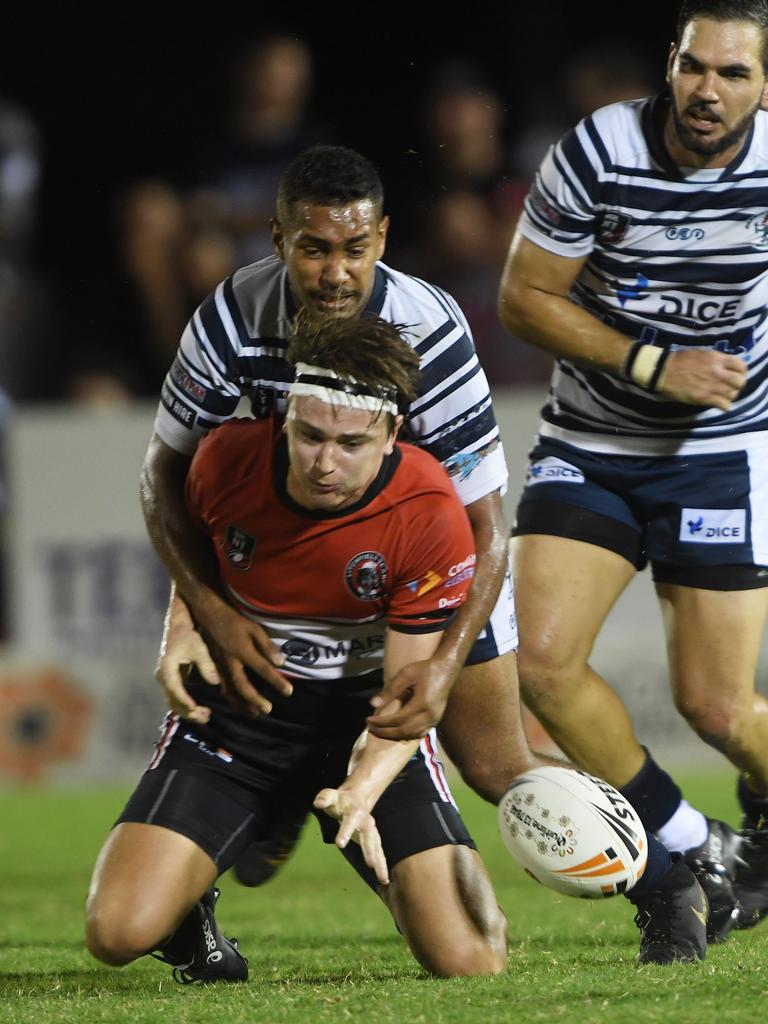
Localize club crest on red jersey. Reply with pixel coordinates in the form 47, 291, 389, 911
344, 551, 388, 601
224, 525, 256, 571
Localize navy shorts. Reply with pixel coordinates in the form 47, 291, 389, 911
513, 437, 768, 589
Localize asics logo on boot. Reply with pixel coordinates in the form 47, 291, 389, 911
203, 919, 218, 953
207, 950, 224, 964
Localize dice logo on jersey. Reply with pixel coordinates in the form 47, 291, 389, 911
527, 457, 585, 486
680, 508, 746, 544
747, 212, 768, 249
224, 525, 256, 570
344, 551, 388, 601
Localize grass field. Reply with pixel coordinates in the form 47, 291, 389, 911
2, 770, 767, 1024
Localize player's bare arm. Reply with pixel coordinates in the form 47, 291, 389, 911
499, 231, 747, 410
315, 728, 418, 888
368, 490, 508, 740
141, 432, 293, 713
316, 627, 440, 882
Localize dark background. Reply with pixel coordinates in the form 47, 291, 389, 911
0, 6, 675, 275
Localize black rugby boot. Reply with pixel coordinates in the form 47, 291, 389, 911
153, 886, 248, 984
633, 856, 708, 965
733, 816, 768, 930
683, 818, 742, 942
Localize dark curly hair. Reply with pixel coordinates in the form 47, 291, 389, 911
276, 146, 384, 225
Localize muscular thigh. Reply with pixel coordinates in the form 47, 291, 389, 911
511, 533, 636, 671
89, 821, 218, 929
658, 583, 768, 709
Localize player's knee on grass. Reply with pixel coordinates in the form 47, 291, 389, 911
86, 897, 160, 966
385, 845, 507, 977
85, 887, 189, 966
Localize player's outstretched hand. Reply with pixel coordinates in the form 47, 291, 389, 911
194, 601, 293, 708
314, 788, 390, 886
367, 659, 453, 741
657, 349, 747, 410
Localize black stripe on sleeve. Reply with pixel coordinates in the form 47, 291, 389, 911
418, 333, 477, 396
419, 407, 500, 463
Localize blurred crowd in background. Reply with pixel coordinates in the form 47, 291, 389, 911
0, 32, 659, 408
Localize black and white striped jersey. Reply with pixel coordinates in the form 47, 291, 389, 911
154, 255, 507, 506
519, 93, 768, 456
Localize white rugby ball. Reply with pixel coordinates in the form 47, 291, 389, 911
498, 766, 647, 899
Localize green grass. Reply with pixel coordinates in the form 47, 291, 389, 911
1, 771, 766, 1024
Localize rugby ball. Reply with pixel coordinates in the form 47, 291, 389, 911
498, 766, 647, 898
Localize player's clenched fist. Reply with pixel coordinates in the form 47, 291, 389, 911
656, 349, 747, 411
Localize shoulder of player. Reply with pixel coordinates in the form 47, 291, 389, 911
391, 443, 459, 501
224, 255, 289, 339
231, 253, 284, 293
192, 418, 272, 479
571, 97, 648, 165
377, 260, 468, 337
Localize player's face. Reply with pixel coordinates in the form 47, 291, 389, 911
272, 201, 389, 318
666, 18, 768, 167
285, 395, 401, 511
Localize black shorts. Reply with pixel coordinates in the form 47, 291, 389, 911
117, 676, 475, 887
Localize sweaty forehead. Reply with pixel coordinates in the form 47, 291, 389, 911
679, 17, 764, 67
287, 200, 379, 238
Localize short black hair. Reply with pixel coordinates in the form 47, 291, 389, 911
677, 0, 768, 70
276, 146, 384, 224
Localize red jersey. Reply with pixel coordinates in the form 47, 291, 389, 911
186, 417, 476, 681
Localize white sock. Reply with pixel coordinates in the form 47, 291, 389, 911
655, 800, 709, 853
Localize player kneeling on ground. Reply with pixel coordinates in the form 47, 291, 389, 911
85, 312, 507, 982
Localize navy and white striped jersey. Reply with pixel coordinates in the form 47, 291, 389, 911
154, 255, 507, 506
519, 93, 768, 456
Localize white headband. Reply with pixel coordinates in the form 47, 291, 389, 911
289, 362, 398, 415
